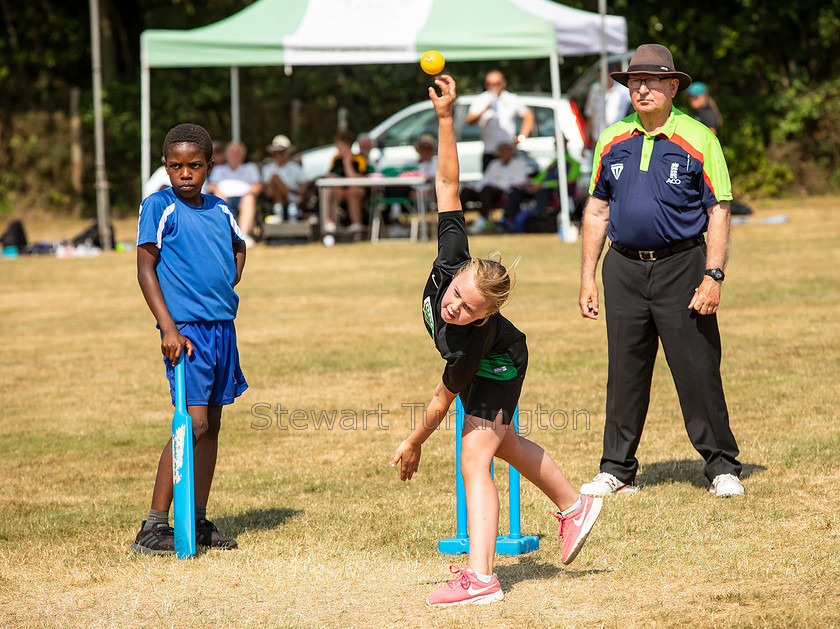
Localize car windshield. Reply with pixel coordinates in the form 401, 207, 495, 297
531, 106, 556, 138
376, 103, 476, 147
377, 108, 439, 148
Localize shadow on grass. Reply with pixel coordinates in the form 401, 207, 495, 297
216, 507, 304, 537
636, 459, 765, 489
421, 555, 609, 588
496, 555, 610, 588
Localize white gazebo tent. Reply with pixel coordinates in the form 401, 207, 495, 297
140, 0, 627, 237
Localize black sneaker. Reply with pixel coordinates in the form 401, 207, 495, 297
129, 520, 176, 555
196, 518, 238, 549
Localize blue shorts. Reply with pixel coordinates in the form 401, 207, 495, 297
162, 320, 248, 406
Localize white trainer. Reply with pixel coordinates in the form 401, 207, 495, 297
709, 473, 744, 497
469, 218, 491, 235
580, 472, 639, 497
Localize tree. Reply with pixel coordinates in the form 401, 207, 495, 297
1, 0, 839, 218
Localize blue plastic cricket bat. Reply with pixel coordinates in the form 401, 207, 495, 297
172, 357, 196, 558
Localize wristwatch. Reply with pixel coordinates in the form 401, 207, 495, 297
705, 268, 725, 282
517, 134, 526, 142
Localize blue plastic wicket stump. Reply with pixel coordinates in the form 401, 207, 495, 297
437, 397, 539, 555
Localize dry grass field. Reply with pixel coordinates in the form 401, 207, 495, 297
1, 197, 839, 628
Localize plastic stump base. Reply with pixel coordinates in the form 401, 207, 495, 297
438, 535, 539, 556
496, 535, 539, 555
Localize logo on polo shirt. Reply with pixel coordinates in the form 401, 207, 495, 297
611, 163, 624, 180
666, 162, 681, 185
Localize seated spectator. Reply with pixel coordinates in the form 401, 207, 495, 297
458, 141, 530, 234
261, 134, 309, 222
207, 141, 261, 246
412, 134, 438, 182
356, 133, 378, 173
322, 131, 367, 233
406, 133, 438, 215
201, 141, 227, 193
377, 134, 439, 233
500, 153, 580, 233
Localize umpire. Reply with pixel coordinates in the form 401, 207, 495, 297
577, 44, 744, 498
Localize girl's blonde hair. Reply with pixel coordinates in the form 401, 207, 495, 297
455, 252, 522, 323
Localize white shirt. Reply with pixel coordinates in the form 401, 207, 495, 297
209, 162, 261, 198
468, 90, 528, 154
475, 155, 530, 193
262, 160, 307, 195
585, 81, 632, 140
416, 156, 437, 181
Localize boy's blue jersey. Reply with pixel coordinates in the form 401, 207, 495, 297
137, 187, 245, 324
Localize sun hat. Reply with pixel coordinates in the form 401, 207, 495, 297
267, 134, 293, 152
610, 44, 692, 93
686, 82, 708, 97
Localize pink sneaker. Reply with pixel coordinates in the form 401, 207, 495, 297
426, 565, 504, 607
552, 494, 603, 565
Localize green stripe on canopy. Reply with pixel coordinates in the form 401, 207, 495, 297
417, 0, 555, 62
143, 0, 310, 67
143, 0, 557, 69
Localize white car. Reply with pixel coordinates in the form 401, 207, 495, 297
299, 93, 586, 184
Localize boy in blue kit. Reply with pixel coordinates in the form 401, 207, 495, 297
131, 123, 248, 555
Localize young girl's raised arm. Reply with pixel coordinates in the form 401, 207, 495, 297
429, 75, 461, 213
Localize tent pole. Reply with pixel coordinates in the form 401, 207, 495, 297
231, 67, 241, 143
89, 0, 112, 250
549, 50, 573, 242
599, 0, 609, 136
141, 35, 151, 195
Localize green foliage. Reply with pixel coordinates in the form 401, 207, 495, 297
773, 78, 840, 174
608, 0, 840, 198
723, 123, 794, 199
1, 0, 840, 215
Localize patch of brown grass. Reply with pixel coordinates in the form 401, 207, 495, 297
1, 198, 839, 628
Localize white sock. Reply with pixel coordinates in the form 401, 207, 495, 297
560, 496, 583, 518
472, 570, 494, 584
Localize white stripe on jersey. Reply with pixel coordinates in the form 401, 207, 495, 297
155, 203, 176, 249
220, 204, 246, 241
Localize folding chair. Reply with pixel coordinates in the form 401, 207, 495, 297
370, 167, 428, 243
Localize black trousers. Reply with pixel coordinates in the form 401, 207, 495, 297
600, 244, 742, 483
459, 186, 504, 219
482, 152, 496, 172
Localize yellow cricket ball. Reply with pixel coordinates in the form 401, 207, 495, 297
420, 50, 445, 75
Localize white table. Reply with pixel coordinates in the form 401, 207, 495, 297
315, 176, 430, 243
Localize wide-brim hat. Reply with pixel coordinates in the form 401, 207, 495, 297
610, 44, 692, 93
267, 134, 294, 152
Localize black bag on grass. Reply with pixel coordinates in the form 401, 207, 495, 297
1, 220, 27, 249
71, 221, 115, 249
